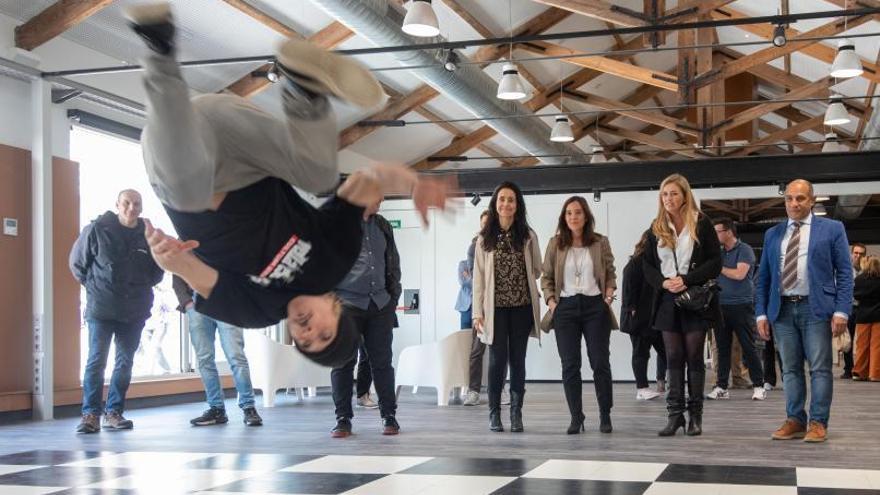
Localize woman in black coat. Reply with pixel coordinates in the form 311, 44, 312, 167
642, 174, 721, 437
621, 230, 667, 401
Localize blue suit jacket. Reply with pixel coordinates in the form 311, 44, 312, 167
755, 215, 853, 323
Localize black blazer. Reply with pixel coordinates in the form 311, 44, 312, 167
621, 252, 656, 335
853, 274, 880, 324
642, 214, 722, 325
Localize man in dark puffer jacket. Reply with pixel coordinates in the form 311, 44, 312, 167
69, 189, 164, 434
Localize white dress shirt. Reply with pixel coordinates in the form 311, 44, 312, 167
657, 224, 694, 279
779, 215, 811, 297
560, 247, 602, 297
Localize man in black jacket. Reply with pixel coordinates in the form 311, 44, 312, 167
69, 189, 164, 434
330, 200, 402, 437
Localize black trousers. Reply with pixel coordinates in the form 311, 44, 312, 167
488, 305, 532, 407
468, 328, 487, 391
355, 342, 372, 397
630, 332, 667, 389
763, 331, 781, 387
554, 294, 613, 417
331, 301, 396, 419
843, 315, 857, 375
716, 304, 764, 388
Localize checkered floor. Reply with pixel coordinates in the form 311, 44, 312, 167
0, 450, 877, 494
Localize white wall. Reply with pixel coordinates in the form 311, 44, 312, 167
381, 180, 880, 382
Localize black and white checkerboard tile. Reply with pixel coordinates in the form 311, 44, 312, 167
0, 450, 877, 494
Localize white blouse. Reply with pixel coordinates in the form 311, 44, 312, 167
657, 223, 695, 278
560, 247, 602, 297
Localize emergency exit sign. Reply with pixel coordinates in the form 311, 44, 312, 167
389, 220, 402, 229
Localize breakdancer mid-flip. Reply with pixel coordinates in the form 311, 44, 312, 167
129, 2, 454, 368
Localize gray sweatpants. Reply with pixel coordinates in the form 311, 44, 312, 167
141, 53, 340, 212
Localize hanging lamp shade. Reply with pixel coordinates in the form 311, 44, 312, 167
550, 116, 574, 142
496, 62, 527, 100
824, 96, 852, 126
402, 0, 440, 38
830, 38, 863, 79
813, 203, 828, 216
590, 145, 606, 163
821, 132, 847, 153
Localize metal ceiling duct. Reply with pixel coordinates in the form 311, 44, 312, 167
308, 0, 580, 165
831, 98, 880, 219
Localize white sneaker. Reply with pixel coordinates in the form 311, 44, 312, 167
636, 387, 662, 400
462, 390, 480, 406
752, 386, 767, 401
356, 393, 379, 409
706, 386, 729, 400
500, 389, 511, 406
763, 382, 773, 391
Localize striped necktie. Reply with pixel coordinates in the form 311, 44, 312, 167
782, 222, 801, 293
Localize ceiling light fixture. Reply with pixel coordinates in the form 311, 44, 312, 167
772, 24, 787, 47
821, 132, 846, 152
590, 145, 606, 164
443, 49, 459, 71
813, 203, 828, 216
470, 193, 481, 206
402, 0, 440, 38
497, 62, 527, 100
824, 95, 852, 126
593, 189, 602, 202
550, 116, 574, 142
830, 38, 863, 78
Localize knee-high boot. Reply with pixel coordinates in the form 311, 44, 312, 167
686, 367, 705, 436
489, 389, 503, 432
510, 391, 524, 433
658, 367, 686, 436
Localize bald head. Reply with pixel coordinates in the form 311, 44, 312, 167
116, 189, 143, 228
784, 179, 815, 222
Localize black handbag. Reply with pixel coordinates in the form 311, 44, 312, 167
671, 249, 719, 313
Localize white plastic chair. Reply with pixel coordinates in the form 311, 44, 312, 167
395, 330, 485, 406
244, 332, 331, 407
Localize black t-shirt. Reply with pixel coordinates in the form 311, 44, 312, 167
165, 177, 364, 328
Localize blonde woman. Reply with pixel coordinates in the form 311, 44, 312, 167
541, 196, 617, 434
853, 255, 880, 381
473, 182, 543, 433
642, 174, 721, 436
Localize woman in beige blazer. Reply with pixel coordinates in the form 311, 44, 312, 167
541, 196, 617, 435
472, 182, 542, 433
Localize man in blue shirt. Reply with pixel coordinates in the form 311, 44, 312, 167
708, 218, 766, 401
330, 200, 401, 438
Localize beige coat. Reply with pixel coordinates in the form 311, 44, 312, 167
472, 229, 543, 345
540, 234, 619, 330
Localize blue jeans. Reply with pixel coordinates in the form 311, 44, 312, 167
187, 308, 255, 409
460, 307, 472, 330
82, 318, 145, 415
772, 298, 834, 426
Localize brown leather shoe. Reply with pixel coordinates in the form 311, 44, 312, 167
804, 421, 828, 443
771, 418, 806, 440
75, 413, 101, 434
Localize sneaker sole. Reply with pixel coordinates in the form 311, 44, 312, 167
804, 436, 827, 443
124, 2, 171, 24
276, 39, 383, 108
103, 424, 134, 431
75, 427, 100, 434
382, 429, 400, 436
331, 431, 352, 438
191, 419, 229, 426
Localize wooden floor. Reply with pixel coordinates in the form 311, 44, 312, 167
0, 378, 877, 471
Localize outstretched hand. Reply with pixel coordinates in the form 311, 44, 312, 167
144, 219, 200, 274
412, 174, 458, 227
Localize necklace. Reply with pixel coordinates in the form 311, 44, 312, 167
573, 247, 587, 286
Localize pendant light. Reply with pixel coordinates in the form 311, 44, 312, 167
824, 95, 852, 126
497, 0, 526, 100
830, 2, 862, 78
402, 0, 440, 38
590, 145, 607, 164
821, 132, 847, 153
550, 66, 573, 141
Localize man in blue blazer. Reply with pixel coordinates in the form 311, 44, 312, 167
756, 179, 852, 443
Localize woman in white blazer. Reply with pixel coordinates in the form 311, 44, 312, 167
472, 182, 542, 433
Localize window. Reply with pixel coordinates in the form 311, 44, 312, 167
70, 125, 184, 379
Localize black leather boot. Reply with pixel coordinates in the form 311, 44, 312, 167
567, 413, 585, 434
687, 367, 705, 436
509, 391, 524, 433
658, 368, 686, 437
489, 390, 503, 432
599, 411, 612, 434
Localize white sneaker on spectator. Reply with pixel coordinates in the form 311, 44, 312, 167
752, 386, 767, 401
706, 386, 729, 400
462, 391, 480, 406
501, 388, 511, 406
763, 382, 773, 391
636, 388, 662, 400
356, 393, 379, 409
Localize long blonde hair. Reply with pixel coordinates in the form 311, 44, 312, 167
651, 174, 700, 248
862, 256, 880, 277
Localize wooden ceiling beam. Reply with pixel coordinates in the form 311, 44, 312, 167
728, 115, 824, 156
856, 48, 880, 146
471, 7, 571, 63
521, 41, 679, 92
567, 90, 699, 136
339, 84, 438, 148
15, 0, 114, 51
593, 124, 700, 158
711, 7, 880, 86
411, 126, 498, 170
714, 77, 831, 135
696, 13, 874, 88
529, 0, 647, 27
